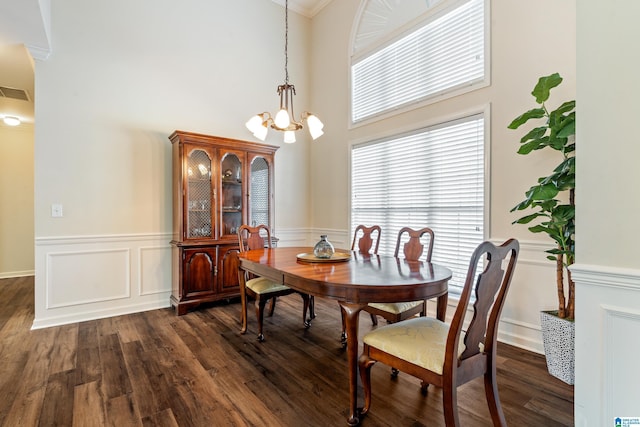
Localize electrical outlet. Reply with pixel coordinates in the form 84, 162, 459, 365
51, 204, 63, 217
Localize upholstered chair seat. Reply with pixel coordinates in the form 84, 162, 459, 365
245, 277, 290, 294
367, 301, 423, 316
362, 317, 466, 375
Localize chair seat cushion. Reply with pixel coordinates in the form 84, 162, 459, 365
246, 277, 290, 294
362, 317, 465, 375
368, 301, 423, 314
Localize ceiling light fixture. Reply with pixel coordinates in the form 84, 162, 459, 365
2, 116, 21, 126
245, 0, 324, 144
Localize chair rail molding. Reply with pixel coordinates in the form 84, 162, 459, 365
275, 227, 350, 249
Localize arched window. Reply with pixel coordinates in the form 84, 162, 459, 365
350, 0, 488, 125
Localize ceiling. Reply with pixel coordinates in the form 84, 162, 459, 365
0, 0, 331, 127
272, 0, 332, 18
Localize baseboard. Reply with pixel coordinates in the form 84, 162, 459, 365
0, 270, 35, 279
497, 317, 545, 354
31, 296, 171, 330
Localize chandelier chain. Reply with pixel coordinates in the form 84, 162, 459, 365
284, 0, 289, 84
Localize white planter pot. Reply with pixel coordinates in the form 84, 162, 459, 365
540, 310, 575, 385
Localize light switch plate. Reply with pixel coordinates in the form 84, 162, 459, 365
51, 204, 63, 217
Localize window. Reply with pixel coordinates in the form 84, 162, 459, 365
351, 0, 486, 124
351, 114, 485, 294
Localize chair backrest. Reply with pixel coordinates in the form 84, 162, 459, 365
446, 239, 519, 365
237, 224, 272, 253
351, 225, 382, 254
393, 227, 435, 262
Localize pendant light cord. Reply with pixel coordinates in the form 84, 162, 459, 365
284, 0, 289, 85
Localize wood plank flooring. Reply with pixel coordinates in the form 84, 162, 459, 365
0, 276, 574, 426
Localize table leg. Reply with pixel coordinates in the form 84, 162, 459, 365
436, 293, 448, 321
238, 267, 248, 334
339, 301, 368, 426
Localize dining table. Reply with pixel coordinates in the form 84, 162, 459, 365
237, 246, 452, 426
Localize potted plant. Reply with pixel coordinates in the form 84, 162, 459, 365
508, 72, 575, 384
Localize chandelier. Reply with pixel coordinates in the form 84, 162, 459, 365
245, 0, 324, 143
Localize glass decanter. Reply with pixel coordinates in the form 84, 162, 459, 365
313, 235, 335, 259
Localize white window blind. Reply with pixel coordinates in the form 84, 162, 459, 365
351, 115, 484, 295
351, 0, 485, 124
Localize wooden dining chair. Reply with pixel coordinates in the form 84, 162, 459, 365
237, 224, 312, 342
364, 227, 440, 327
340, 225, 382, 345
351, 224, 381, 254
358, 239, 520, 426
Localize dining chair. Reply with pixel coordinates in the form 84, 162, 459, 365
358, 239, 520, 426
364, 227, 440, 328
340, 225, 382, 345
351, 224, 381, 254
237, 224, 312, 342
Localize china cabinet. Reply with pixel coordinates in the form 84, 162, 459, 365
169, 130, 278, 315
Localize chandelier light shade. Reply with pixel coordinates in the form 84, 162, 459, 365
245, 0, 324, 143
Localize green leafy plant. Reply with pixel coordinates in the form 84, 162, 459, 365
508, 73, 575, 319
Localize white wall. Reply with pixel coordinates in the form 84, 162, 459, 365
33, 0, 312, 327
0, 124, 34, 277
309, 0, 576, 352
574, 0, 640, 424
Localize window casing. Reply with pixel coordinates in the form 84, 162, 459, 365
350, 114, 486, 295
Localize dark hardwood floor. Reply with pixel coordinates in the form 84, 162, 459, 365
0, 276, 573, 426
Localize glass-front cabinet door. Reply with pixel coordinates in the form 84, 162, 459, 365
220, 152, 244, 238
186, 148, 213, 239
170, 130, 279, 315
249, 156, 271, 228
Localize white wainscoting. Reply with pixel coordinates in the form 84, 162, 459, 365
572, 264, 640, 427
33, 233, 172, 329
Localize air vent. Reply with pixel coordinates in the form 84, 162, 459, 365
0, 86, 30, 101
